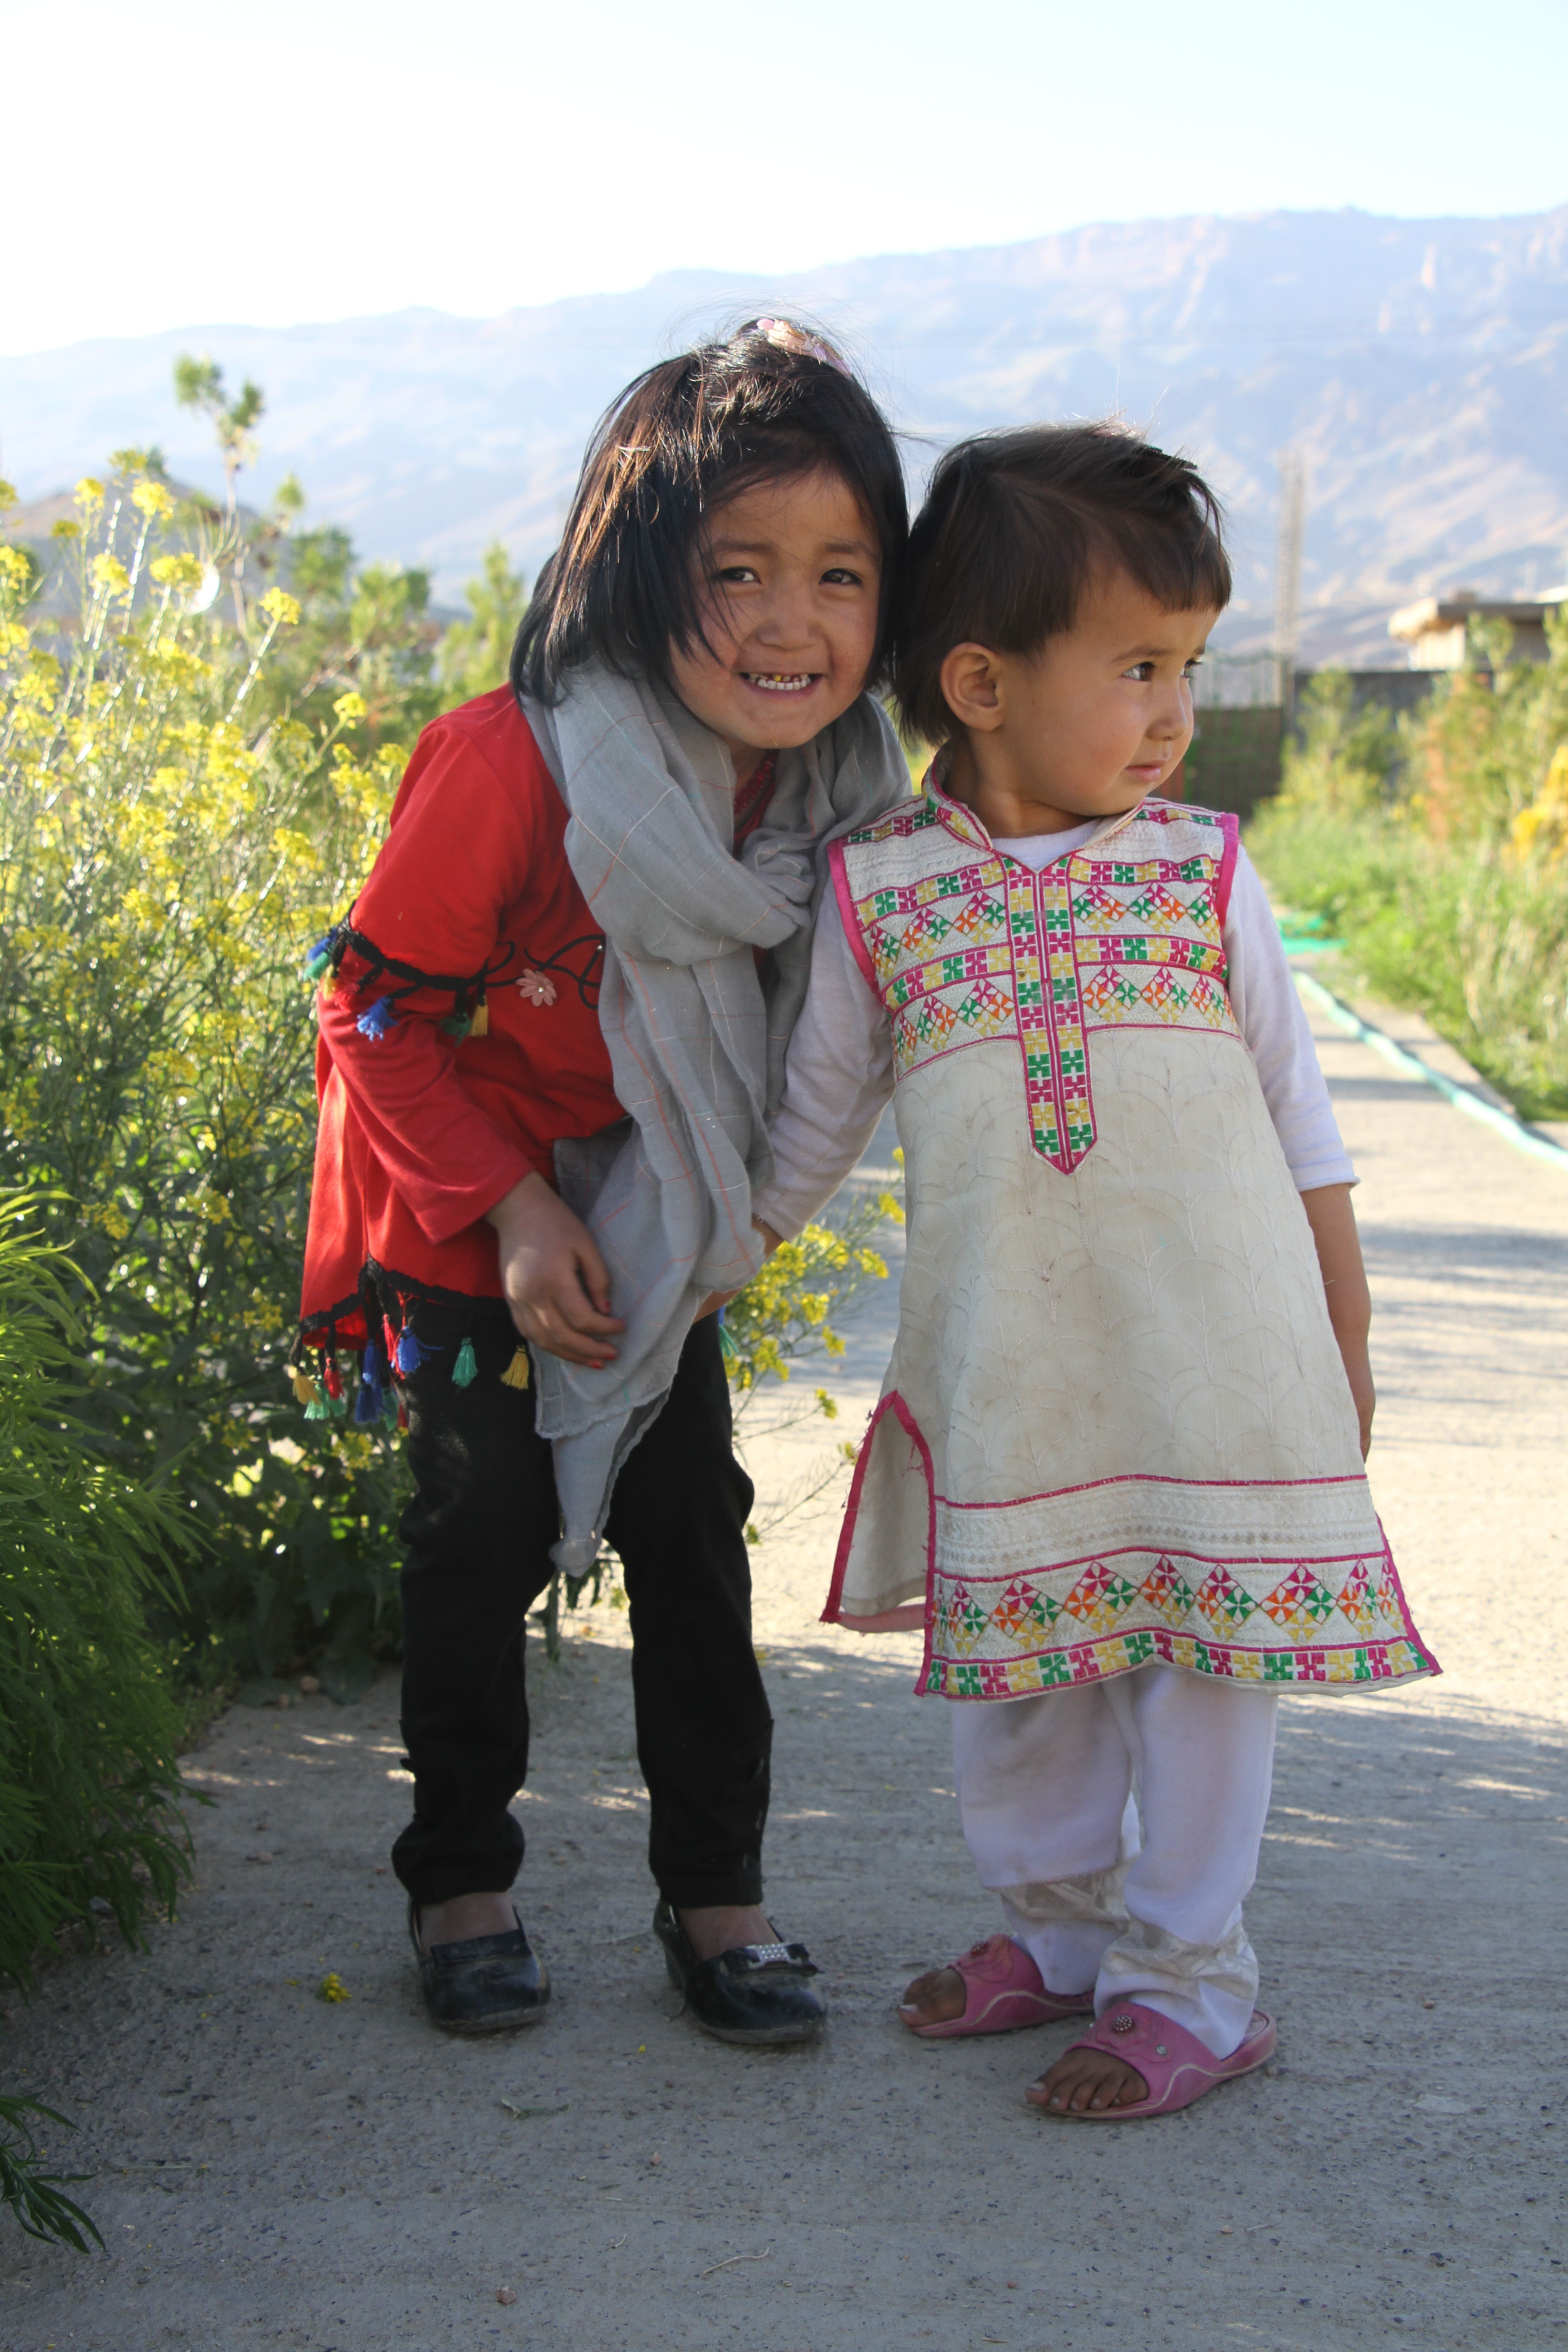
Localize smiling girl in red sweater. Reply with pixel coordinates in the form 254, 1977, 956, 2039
296, 321, 910, 2042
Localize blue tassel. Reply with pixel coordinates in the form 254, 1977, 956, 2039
305, 928, 337, 981
356, 995, 397, 1041
354, 1343, 384, 1425
394, 1326, 438, 1376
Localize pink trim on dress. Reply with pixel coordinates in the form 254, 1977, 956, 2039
822, 1392, 938, 1673
828, 838, 882, 995
933, 1466, 1374, 1513
1371, 1517, 1444, 1679
1215, 811, 1240, 925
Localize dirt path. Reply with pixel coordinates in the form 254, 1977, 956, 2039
3, 994, 1566, 2352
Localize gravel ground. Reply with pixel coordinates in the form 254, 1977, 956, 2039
2, 990, 1565, 2352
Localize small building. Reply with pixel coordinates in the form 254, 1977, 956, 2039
1388, 588, 1565, 669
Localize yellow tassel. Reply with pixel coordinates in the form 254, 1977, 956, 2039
291, 1367, 321, 1406
469, 996, 489, 1038
499, 1346, 530, 1391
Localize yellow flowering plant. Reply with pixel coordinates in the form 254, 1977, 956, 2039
0, 461, 409, 1692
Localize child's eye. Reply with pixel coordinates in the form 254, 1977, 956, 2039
822, 566, 864, 587
715, 565, 761, 586
1123, 660, 1156, 682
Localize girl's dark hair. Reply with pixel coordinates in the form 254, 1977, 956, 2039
892, 422, 1232, 746
512, 319, 907, 704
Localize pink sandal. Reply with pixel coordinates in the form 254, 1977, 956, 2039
1027, 1999, 1276, 2118
901, 1933, 1095, 2041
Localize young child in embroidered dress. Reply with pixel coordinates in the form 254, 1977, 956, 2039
752, 424, 1437, 2118
294, 321, 911, 2045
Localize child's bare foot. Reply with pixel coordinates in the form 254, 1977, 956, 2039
417, 1891, 516, 1950
897, 1965, 968, 2029
1027, 2047, 1147, 2113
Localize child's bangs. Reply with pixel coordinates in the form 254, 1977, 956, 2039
1092, 510, 1233, 618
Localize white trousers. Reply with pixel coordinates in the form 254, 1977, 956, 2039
951, 1662, 1279, 2059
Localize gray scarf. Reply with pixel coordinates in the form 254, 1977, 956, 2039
522, 664, 909, 1568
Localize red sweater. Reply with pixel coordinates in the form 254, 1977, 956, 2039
299, 688, 623, 1348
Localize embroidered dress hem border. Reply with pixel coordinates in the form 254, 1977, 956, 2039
823, 1393, 1441, 1700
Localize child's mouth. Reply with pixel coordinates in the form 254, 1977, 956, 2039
743, 672, 817, 694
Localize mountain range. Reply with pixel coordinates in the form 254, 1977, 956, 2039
4, 204, 1566, 666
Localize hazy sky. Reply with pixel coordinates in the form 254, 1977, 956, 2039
9, 0, 1566, 354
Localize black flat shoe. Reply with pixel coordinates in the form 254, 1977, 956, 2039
409, 1898, 551, 2036
652, 1900, 826, 2047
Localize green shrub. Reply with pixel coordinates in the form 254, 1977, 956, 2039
0, 1200, 193, 1988
0, 2094, 101, 2254
0, 465, 411, 1693
1249, 634, 1568, 1117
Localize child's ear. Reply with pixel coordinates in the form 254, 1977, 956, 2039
940, 643, 1005, 733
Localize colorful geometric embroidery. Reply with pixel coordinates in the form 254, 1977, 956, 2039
843, 794, 1241, 1174
917, 1536, 1429, 1699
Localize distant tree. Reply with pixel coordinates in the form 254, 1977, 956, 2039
172, 355, 264, 518
437, 541, 528, 708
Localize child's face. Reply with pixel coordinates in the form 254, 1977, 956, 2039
668, 468, 882, 777
940, 570, 1220, 835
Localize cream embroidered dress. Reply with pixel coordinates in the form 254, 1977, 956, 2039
822, 784, 1435, 1701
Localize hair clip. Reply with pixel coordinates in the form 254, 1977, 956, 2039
753, 318, 852, 376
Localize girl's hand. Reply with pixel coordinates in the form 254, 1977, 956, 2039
694, 1220, 781, 1322
485, 1173, 625, 1368
1301, 1183, 1376, 1458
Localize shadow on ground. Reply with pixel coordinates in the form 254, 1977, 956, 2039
1, 1637, 1562, 2352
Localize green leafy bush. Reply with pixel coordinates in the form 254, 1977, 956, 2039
0, 464, 411, 1691
0, 1200, 193, 1987
0, 2094, 101, 2254
1248, 634, 1568, 1117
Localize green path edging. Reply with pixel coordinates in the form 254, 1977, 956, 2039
1294, 967, 1568, 1173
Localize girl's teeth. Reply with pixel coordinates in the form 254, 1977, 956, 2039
749, 673, 813, 691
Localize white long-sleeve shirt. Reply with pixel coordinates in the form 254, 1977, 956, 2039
754, 826, 1354, 1240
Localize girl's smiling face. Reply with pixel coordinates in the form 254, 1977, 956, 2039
668, 467, 882, 782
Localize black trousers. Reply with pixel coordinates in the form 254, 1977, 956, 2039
384, 1289, 771, 1912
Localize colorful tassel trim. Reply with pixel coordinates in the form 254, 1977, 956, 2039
500, 1347, 531, 1391
291, 1367, 321, 1406
439, 1009, 472, 1040
322, 1354, 343, 1401
356, 995, 397, 1042
381, 1387, 399, 1431
354, 1343, 385, 1426
304, 1396, 331, 1423
394, 1326, 438, 1377
304, 929, 336, 982
469, 996, 489, 1039
453, 1337, 478, 1388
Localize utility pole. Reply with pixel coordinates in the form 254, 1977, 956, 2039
1273, 448, 1307, 725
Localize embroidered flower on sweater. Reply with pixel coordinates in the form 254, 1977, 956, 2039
519, 970, 558, 1007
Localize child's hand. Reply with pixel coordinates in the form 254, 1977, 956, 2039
485, 1174, 626, 1369
694, 1221, 780, 1323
